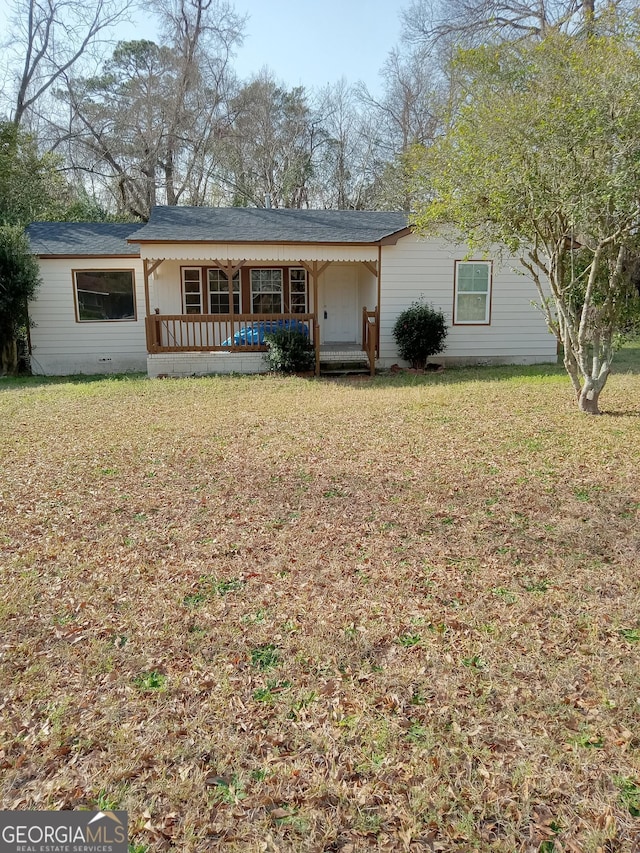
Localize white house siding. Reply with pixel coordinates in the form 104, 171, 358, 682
379, 234, 557, 367
29, 257, 147, 375
357, 265, 378, 316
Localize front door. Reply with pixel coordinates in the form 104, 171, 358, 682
322, 266, 357, 342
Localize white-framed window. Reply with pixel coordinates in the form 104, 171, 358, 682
251, 268, 283, 314
454, 261, 492, 324
289, 268, 307, 313
73, 269, 136, 322
208, 269, 241, 314
182, 267, 203, 314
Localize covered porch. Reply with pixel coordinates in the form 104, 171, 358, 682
141, 253, 381, 376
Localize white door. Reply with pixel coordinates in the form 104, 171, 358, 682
322, 266, 357, 342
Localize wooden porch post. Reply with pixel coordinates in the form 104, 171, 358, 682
377, 245, 382, 357
143, 259, 151, 319
313, 261, 320, 376
225, 261, 236, 351
143, 259, 163, 353
299, 260, 327, 377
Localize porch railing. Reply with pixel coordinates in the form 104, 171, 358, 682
362, 306, 379, 376
146, 313, 316, 354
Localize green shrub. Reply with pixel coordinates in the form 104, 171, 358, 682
264, 329, 314, 374
392, 301, 448, 369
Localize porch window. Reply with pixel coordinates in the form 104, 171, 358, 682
208, 269, 240, 314
74, 269, 136, 322
251, 269, 283, 314
454, 261, 492, 324
289, 268, 308, 313
182, 267, 203, 314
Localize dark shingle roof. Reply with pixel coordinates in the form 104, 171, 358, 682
27, 209, 411, 256
27, 222, 140, 256
128, 207, 409, 244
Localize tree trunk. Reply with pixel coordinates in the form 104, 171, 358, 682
1, 339, 18, 376
578, 385, 601, 414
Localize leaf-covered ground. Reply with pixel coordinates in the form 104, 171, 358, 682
1, 358, 639, 852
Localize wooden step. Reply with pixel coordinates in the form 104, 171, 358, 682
319, 359, 372, 375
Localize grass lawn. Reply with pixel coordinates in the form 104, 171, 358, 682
1, 352, 639, 852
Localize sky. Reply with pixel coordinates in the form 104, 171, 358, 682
0, 0, 405, 111
121, 0, 405, 95
228, 0, 404, 93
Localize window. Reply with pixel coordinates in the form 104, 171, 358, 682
454, 261, 492, 324
251, 269, 283, 314
74, 270, 136, 322
289, 268, 307, 313
182, 268, 203, 314
208, 269, 240, 314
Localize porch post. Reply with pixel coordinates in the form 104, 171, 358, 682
143, 259, 165, 353
225, 262, 235, 351
143, 259, 151, 318
143, 258, 156, 353
313, 261, 320, 376
377, 245, 382, 357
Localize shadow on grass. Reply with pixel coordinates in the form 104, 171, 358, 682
335, 340, 640, 389
0, 372, 147, 392
2, 342, 638, 394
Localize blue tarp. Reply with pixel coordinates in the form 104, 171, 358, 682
223, 318, 309, 346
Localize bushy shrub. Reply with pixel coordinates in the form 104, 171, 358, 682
392, 300, 448, 369
264, 328, 315, 374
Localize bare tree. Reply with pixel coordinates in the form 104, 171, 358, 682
401, 0, 633, 48
219, 71, 324, 209
355, 46, 445, 210
5, 0, 133, 127
312, 79, 382, 209
60, 0, 244, 218
153, 0, 245, 205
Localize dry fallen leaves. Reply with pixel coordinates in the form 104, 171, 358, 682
0, 365, 639, 851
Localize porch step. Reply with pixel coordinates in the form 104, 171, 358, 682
319, 359, 372, 376
318, 345, 373, 375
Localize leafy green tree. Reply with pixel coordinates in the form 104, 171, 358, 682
0, 122, 69, 226
0, 122, 81, 373
411, 31, 640, 413
0, 226, 40, 374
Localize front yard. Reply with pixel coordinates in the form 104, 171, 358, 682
1, 356, 639, 851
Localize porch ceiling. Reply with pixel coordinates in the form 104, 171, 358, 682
138, 242, 379, 263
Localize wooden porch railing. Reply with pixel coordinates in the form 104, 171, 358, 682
362, 306, 379, 376
145, 312, 317, 355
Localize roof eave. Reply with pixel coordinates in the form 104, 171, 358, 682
127, 235, 409, 246
35, 252, 140, 259
377, 227, 413, 246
